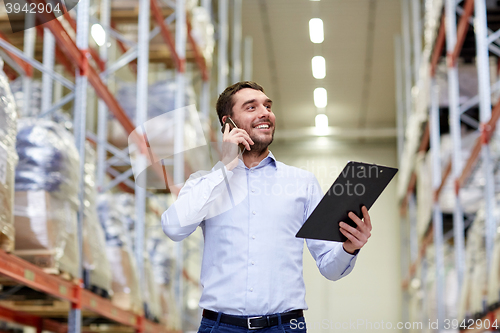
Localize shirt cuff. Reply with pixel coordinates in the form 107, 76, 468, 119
342, 246, 360, 257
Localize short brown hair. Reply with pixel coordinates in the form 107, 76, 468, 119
216, 81, 265, 125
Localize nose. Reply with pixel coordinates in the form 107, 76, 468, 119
257, 104, 270, 118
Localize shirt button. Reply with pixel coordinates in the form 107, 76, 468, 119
251, 261, 255, 265
250, 170, 254, 173
219, 175, 223, 179
250, 288, 253, 292
251, 189, 255, 193
252, 211, 256, 215
252, 236, 255, 239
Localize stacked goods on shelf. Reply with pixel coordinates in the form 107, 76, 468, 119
459, 210, 488, 321
408, 244, 458, 330
147, 196, 175, 286
408, 282, 423, 333
408, 262, 427, 332
190, 6, 215, 65
416, 152, 432, 239
13, 118, 80, 277
9, 78, 42, 118
444, 245, 459, 320
487, 197, 500, 309
114, 193, 163, 321
97, 193, 143, 314
109, 78, 196, 149
82, 142, 112, 297
424, 246, 437, 330
144, 255, 162, 322
0, 58, 18, 252
435, 63, 478, 108
416, 130, 500, 238
109, 79, 212, 180
147, 195, 180, 329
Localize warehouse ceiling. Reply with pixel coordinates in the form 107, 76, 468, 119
241, 0, 401, 138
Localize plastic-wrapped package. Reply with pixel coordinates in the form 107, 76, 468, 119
13, 190, 79, 277
486, 197, 500, 308
144, 255, 162, 321
0, 58, 18, 252
190, 6, 215, 65
146, 195, 175, 286
459, 210, 488, 321
82, 143, 112, 296
14, 118, 80, 209
438, 131, 483, 214
0, 141, 16, 252
159, 284, 181, 329
9, 78, 42, 118
116, 79, 196, 121
109, 79, 197, 148
416, 152, 432, 240
423, 247, 437, 328
13, 118, 79, 277
147, 219, 175, 286
444, 245, 459, 320
97, 194, 143, 314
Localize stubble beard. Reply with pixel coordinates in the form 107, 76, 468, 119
248, 129, 275, 154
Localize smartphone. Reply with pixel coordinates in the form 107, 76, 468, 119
221, 117, 246, 152
221, 117, 238, 133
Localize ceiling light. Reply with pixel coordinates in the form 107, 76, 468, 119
91, 23, 106, 46
309, 18, 324, 43
315, 114, 329, 131
312, 56, 326, 79
314, 87, 327, 108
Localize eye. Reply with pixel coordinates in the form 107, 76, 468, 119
246, 105, 256, 111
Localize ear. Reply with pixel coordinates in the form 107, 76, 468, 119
221, 115, 228, 124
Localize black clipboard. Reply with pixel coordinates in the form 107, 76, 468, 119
295, 161, 398, 242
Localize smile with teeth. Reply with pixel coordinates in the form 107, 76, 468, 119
255, 124, 270, 129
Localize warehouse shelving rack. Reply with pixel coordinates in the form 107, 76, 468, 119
397, 0, 500, 332
0, 0, 242, 331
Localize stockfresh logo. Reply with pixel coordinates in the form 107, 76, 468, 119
3, 0, 79, 33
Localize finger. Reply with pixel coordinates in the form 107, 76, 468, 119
233, 129, 254, 145
340, 228, 362, 247
224, 123, 230, 135
230, 131, 253, 150
348, 212, 368, 233
339, 222, 365, 241
362, 206, 372, 231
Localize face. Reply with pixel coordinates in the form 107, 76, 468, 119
225, 88, 276, 153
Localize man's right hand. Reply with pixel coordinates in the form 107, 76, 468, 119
221, 123, 253, 170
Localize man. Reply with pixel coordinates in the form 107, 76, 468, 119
162, 81, 371, 333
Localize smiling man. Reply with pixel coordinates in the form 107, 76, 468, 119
161, 81, 372, 333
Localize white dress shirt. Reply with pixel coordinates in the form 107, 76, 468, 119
162, 151, 358, 315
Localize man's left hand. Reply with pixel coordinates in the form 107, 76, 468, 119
339, 206, 372, 255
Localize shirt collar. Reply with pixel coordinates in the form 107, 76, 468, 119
236, 150, 278, 170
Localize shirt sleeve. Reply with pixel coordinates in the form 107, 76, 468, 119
304, 174, 358, 281
162, 162, 235, 241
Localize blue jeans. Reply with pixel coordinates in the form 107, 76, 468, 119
197, 313, 307, 333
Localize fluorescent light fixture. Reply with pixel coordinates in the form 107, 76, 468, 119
315, 114, 329, 130
91, 23, 106, 46
309, 18, 324, 43
312, 56, 326, 79
314, 87, 327, 108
